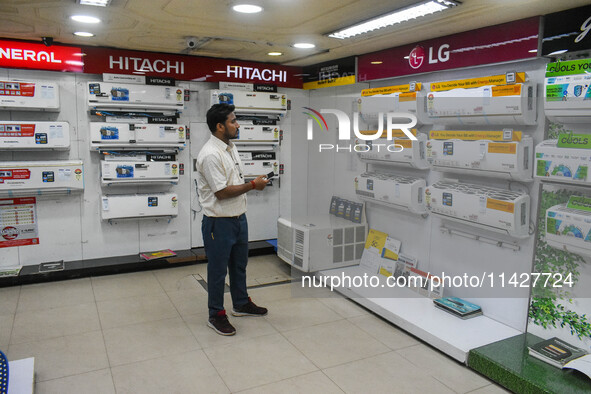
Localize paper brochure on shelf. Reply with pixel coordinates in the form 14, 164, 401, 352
382, 236, 401, 261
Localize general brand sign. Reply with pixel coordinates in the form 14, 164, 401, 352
0, 40, 83, 72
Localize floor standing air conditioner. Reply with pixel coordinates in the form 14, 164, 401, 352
87, 82, 184, 110
355, 172, 427, 215
210, 90, 287, 115
101, 192, 178, 220
89, 122, 187, 149
426, 180, 530, 239
277, 216, 367, 272
357, 134, 429, 169
101, 160, 179, 185
535, 140, 591, 185
0, 121, 70, 150
0, 80, 60, 111
0, 160, 84, 196
544, 73, 591, 123
546, 204, 591, 257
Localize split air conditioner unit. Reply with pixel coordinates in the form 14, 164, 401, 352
355, 172, 427, 215
546, 204, 591, 257
101, 192, 178, 220
426, 180, 530, 239
427, 135, 533, 181
237, 123, 280, 144
239, 151, 278, 178
277, 216, 367, 272
87, 82, 184, 111
544, 74, 591, 123
356, 134, 429, 169
535, 140, 591, 185
0, 80, 60, 111
101, 161, 179, 185
0, 121, 69, 150
424, 83, 537, 125
0, 160, 84, 196
89, 122, 186, 150
357, 92, 421, 125
209, 90, 287, 115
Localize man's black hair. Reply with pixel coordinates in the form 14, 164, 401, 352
206, 103, 236, 133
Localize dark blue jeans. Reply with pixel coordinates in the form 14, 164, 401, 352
202, 214, 249, 317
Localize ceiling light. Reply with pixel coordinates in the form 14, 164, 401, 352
71, 15, 101, 23
268, 52, 283, 56
78, 0, 111, 6
293, 43, 315, 49
74, 32, 95, 37
528, 49, 538, 53
232, 4, 263, 13
370, 61, 383, 64
548, 49, 568, 56
214, 70, 226, 73
328, 0, 460, 39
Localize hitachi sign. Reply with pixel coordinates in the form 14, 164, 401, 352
109, 56, 185, 74
0, 48, 62, 63
226, 65, 287, 83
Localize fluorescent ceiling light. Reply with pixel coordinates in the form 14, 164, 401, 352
528, 49, 538, 53
268, 52, 283, 56
370, 61, 383, 64
293, 43, 315, 49
328, 0, 460, 39
74, 31, 95, 37
78, 0, 111, 6
71, 15, 101, 23
232, 4, 263, 13
548, 49, 568, 55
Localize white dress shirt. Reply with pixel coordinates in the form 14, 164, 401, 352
196, 135, 247, 217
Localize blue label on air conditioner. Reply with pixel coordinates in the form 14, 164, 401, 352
443, 192, 453, 206
110, 88, 130, 101
35, 133, 48, 144
115, 165, 134, 178
42, 171, 54, 182
148, 197, 158, 207
100, 126, 119, 140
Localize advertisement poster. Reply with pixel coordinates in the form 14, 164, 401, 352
0, 197, 39, 248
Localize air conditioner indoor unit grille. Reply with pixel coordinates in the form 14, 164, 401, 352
87, 82, 183, 111
357, 134, 429, 169
209, 90, 287, 115
0, 121, 70, 150
0, 80, 60, 111
356, 171, 427, 215
89, 122, 187, 150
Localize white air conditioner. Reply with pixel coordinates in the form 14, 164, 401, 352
546, 204, 591, 257
239, 151, 278, 177
87, 82, 184, 111
0, 160, 84, 196
544, 74, 591, 123
0, 121, 69, 150
426, 180, 530, 239
427, 135, 533, 181
357, 92, 420, 125
356, 134, 429, 169
89, 122, 186, 149
101, 192, 178, 220
101, 161, 179, 185
0, 80, 59, 111
424, 83, 536, 125
355, 172, 427, 215
237, 123, 280, 143
277, 216, 367, 272
535, 140, 591, 185
210, 90, 287, 115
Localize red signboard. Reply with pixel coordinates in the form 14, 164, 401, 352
358, 17, 540, 82
0, 197, 39, 248
0, 39, 83, 73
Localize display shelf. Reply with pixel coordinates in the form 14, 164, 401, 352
319, 265, 521, 363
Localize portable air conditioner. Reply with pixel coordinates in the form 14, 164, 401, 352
101, 192, 178, 220
546, 203, 591, 257
356, 134, 429, 169
89, 122, 186, 149
0, 80, 59, 111
237, 123, 280, 143
427, 135, 533, 181
535, 140, 591, 185
426, 180, 530, 239
0, 121, 69, 150
210, 90, 287, 115
357, 92, 420, 125
355, 172, 427, 215
87, 82, 184, 110
424, 83, 536, 125
239, 151, 278, 177
0, 160, 84, 196
277, 216, 367, 272
544, 74, 591, 123
101, 161, 179, 185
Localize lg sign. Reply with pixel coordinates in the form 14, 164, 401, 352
408, 44, 450, 69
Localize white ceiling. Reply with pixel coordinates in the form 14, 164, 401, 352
1, 0, 590, 67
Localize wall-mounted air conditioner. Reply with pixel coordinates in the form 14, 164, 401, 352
101, 160, 179, 185
209, 90, 287, 115
0, 160, 84, 196
101, 192, 178, 220
237, 123, 280, 143
355, 172, 427, 215
424, 83, 536, 125
87, 82, 184, 111
427, 134, 533, 181
239, 151, 278, 177
0, 80, 60, 111
356, 134, 429, 169
277, 216, 367, 272
89, 122, 186, 149
0, 121, 69, 150
535, 140, 591, 185
545, 204, 591, 257
357, 91, 421, 125
544, 74, 591, 123
426, 180, 530, 239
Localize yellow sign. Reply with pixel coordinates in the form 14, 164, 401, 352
359, 128, 418, 138
364, 229, 388, 251
488, 143, 517, 154
491, 84, 522, 97
428, 130, 522, 141
362, 83, 422, 96
486, 198, 515, 213
394, 139, 413, 148
303, 75, 356, 90
430, 73, 526, 92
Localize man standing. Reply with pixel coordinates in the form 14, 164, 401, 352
196, 103, 269, 336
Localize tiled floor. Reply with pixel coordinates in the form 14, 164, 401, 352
2, 254, 511, 393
